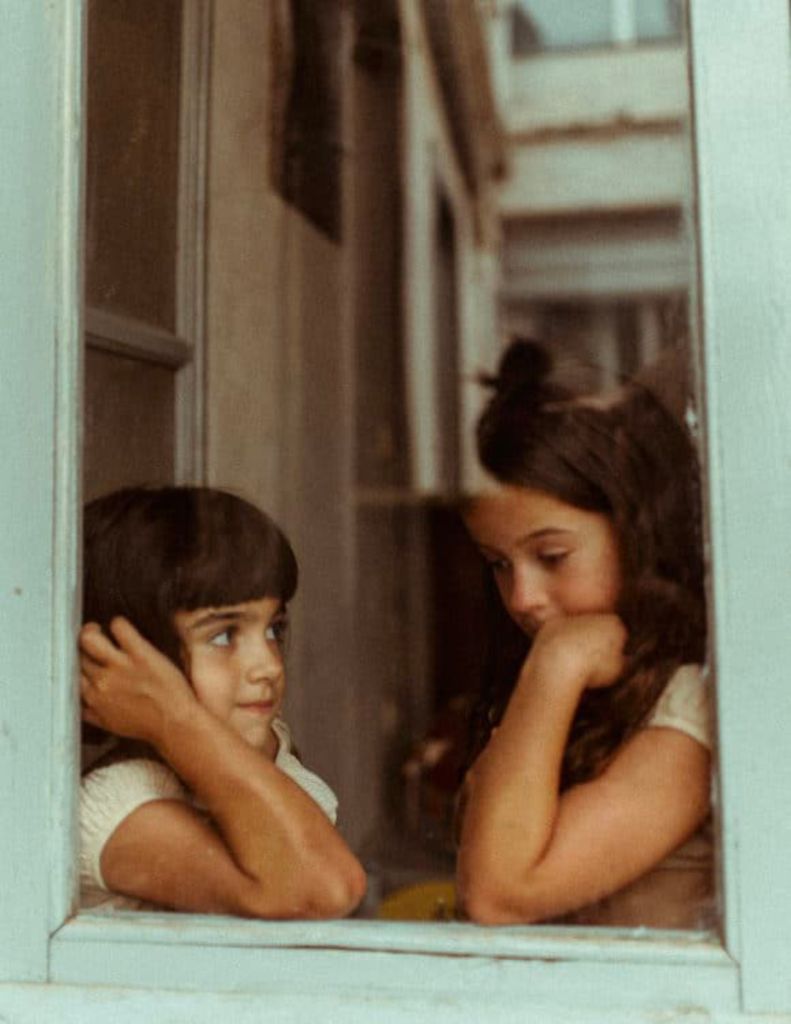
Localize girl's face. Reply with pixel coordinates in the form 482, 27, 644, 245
173, 596, 288, 758
463, 483, 622, 637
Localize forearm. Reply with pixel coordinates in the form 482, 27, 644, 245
155, 706, 364, 916
79, 618, 365, 917
458, 656, 584, 919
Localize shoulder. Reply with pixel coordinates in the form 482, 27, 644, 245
80, 757, 189, 898
81, 756, 187, 810
272, 719, 339, 824
644, 664, 712, 750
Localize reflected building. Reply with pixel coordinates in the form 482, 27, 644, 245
492, 0, 693, 388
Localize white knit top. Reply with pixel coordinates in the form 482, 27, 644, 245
80, 718, 338, 911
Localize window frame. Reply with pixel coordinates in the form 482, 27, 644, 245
2, 0, 791, 1020
83, 0, 209, 487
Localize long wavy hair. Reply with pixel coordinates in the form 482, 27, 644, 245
467, 341, 706, 788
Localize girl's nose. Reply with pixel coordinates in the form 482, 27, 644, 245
246, 636, 283, 683
505, 565, 549, 621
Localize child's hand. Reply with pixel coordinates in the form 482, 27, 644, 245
528, 613, 627, 690
80, 618, 197, 746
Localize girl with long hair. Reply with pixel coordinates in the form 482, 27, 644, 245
457, 341, 712, 928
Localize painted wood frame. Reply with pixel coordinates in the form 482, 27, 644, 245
1, 1, 791, 1021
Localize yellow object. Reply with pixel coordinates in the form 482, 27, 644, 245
376, 880, 457, 921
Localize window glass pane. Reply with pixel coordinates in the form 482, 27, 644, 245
85, 0, 182, 329
76, 0, 714, 935
83, 346, 176, 501
635, 0, 683, 42
512, 0, 613, 54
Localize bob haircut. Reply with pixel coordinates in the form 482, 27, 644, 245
83, 486, 298, 667
471, 340, 706, 786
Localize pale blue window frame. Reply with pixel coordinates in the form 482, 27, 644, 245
1, 2, 791, 1021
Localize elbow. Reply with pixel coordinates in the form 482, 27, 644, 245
247, 854, 366, 921
310, 856, 367, 918
460, 882, 521, 926
458, 870, 543, 926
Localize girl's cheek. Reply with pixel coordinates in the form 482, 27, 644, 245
178, 645, 195, 681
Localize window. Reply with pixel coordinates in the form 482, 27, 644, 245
83, 0, 205, 499
2, 1, 791, 1021
512, 0, 682, 55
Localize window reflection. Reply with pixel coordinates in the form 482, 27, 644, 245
80, 0, 712, 930
512, 0, 682, 55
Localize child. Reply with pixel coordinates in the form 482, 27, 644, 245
457, 341, 712, 928
79, 486, 366, 917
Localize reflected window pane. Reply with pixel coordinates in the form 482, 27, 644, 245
85, 0, 182, 329
635, 0, 683, 41
83, 346, 176, 501
513, 0, 612, 54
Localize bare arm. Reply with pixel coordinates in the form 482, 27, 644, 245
456, 615, 710, 924
80, 619, 366, 918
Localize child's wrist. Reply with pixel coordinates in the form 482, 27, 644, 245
152, 697, 214, 756
522, 643, 590, 697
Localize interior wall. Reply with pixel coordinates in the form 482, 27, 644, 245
205, 0, 359, 841
203, 0, 503, 861
205, 0, 286, 516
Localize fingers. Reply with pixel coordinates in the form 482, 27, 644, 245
80, 671, 102, 725
108, 617, 169, 667
79, 622, 124, 665
81, 704, 103, 727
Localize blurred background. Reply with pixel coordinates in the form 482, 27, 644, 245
82, 0, 696, 918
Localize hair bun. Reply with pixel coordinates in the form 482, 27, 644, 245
498, 339, 552, 388
481, 338, 558, 408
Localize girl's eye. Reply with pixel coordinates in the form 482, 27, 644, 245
266, 617, 289, 647
537, 550, 569, 568
208, 628, 234, 648
480, 551, 509, 573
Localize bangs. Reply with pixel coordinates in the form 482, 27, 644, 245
84, 487, 298, 667
159, 490, 298, 614
166, 517, 297, 612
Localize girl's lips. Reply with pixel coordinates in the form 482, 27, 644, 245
240, 701, 276, 715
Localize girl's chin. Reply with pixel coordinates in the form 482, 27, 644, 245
232, 716, 278, 758
513, 616, 542, 638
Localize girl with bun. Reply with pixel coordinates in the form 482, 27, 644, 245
79, 486, 366, 917
457, 341, 713, 928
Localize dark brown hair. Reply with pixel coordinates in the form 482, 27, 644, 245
83, 486, 298, 667
470, 341, 706, 787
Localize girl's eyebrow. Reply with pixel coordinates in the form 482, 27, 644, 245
476, 528, 573, 555
186, 603, 286, 632
186, 609, 245, 631
518, 527, 574, 545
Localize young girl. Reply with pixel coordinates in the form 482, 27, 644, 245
79, 486, 366, 917
457, 341, 712, 929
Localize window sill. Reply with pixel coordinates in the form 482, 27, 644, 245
50, 914, 738, 1012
